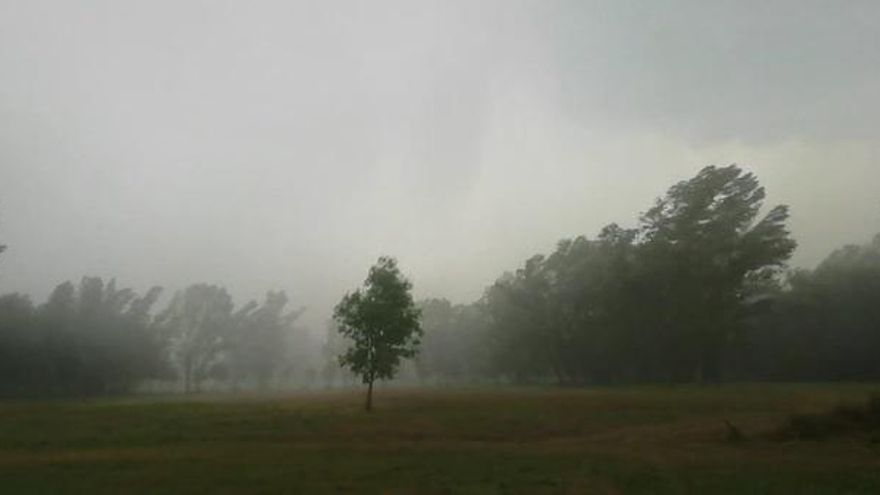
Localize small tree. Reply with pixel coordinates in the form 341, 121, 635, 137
333, 256, 422, 411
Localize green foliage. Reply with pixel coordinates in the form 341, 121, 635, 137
481, 165, 797, 384
742, 233, 880, 380
334, 256, 421, 407
483, 227, 640, 384
2, 165, 878, 393
0, 278, 164, 397
637, 165, 797, 381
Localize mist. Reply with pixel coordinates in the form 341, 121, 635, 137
4, 2, 880, 492
1, 1, 878, 332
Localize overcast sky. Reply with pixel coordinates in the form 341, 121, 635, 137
1, 0, 878, 329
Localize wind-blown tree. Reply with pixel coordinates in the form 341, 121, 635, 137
226, 291, 302, 389
414, 298, 454, 382
481, 166, 796, 384
0, 277, 166, 397
224, 299, 258, 389
333, 256, 421, 410
485, 224, 639, 384
0, 293, 38, 396
637, 165, 796, 382
415, 298, 492, 384
49, 278, 164, 394
744, 233, 880, 380
485, 259, 555, 383
156, 284, 233, 393
802, 234, 880, 378
543, 224, 639, 384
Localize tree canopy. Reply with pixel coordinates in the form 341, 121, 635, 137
334, 256, 422, 410
2, 166, 879, 396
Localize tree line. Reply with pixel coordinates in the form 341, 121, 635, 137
413, 166, 880, 385
1, 164, 878, 397
0, 277, 309, 397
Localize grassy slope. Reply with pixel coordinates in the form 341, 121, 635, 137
1, 384, 879, 494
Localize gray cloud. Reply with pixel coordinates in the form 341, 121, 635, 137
0, 0, 878, 329
544, 0, 880, 143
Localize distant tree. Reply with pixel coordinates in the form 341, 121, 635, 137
3, 277, 166, 396
50, 278, 164, 394
0, 274, 166, 397
744, 233, 880, 380
415, 298, 491, 383
485, 258, 556, 383
156, 284, 233, 393
414, 298, 455, 382
638, 165, 796, 382
333, 257, 421, 410
806, 234, 880, 378
0, 293, 37, 396
542, 224, 639, 384
321, 319, 357, 387
226, 291, 302, 389
224, 299, 258, 389
484, 224, 638, 385
479, 166, 798, 385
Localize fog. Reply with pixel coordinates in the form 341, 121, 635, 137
1, 0, 878, 330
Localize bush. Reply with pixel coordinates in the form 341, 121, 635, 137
775, 393, 880, 440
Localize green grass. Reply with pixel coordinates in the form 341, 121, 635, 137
1, 384, 879, 494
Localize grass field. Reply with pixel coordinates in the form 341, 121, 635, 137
1, 384, 879, 494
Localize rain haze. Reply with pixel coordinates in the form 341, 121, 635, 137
1, 1, 878, 326
5, 2, 880, 492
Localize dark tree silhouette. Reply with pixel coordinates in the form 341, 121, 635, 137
638, 165, 796, 382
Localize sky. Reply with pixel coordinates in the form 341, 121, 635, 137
1, 0, 878, 330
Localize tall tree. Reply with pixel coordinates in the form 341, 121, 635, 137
227, 291, 301, 388
413, 298, 455, 382
156, 284, 233, 393
744, 233, 880, 380
638, 165, 796, 382
485, 259, 555, 383
484, 224, 639, 385
0, 293, 37, 396
19, 277, 165, 396
333, 256, 421, 410
415, 299, 491, 383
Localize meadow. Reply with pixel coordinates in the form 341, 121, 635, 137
1, 384, 879, 494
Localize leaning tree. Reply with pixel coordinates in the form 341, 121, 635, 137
638, 165, 797, 382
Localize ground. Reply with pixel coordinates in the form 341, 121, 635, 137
1, 384, 879, 494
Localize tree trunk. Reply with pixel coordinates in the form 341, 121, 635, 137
365, 341, 376, 411
365, 378, 374, 411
